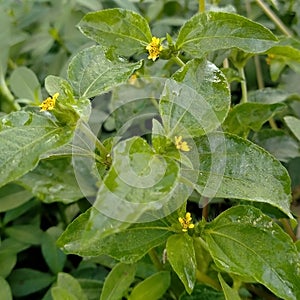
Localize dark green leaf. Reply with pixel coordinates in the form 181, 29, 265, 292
77, 9, 152, 57
8, 268, 54, 297
100, 263, 136, 300
176, 12, 277, 57
223, 102, 286, 137
129, 271, 170, 300
167, 234, 196, 294
0, 111, 73, 188
179, 283, 225, 300
171, 59, 230, 134
5, 225, 43, 246
203, 205, 300, 300
42, 228, 66, 274
0, 183, 32, 212
195, 132, 292, 218
57, 208, 173, 262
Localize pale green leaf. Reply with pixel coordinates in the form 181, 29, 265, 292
77, 9, 151, 56
0, 111, 73, 188
284, 116, 300, 142
0, 277, 12, 300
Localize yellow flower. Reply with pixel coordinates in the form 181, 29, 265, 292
39, 93, 59, 111
266, 53, 275, 65
178, 212, 195, 232
175, 136, 190, 152
146, 37, 163, 61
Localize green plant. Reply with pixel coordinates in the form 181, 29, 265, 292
1, 1, 300, 299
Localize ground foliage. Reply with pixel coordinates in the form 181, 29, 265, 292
0, 0, 300, 299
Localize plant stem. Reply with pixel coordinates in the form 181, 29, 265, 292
148, 248, 164, 270
199, 0, 205, 12
196, 270, 221, 290
255, 0, 293, 37
269, 117, 278, 130
280, 219, 297, 242
238, 66, 247, 103
201, 197, 209, 221
173, 56, 185, 67
254, 56, 264, 90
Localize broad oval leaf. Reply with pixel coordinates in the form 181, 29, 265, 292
171, 59, 230, 133
68, 46, 142, 98
93, 136, 190, 223
8, 268, 54, 297
223, 102, 286, 137
166, 234, 196, 294
176, 12, 277, 57
77, 8, 152, 57
284, 116, 300, 142
57, 208, 173, 262
129, 271, 170, 300
159, 78, 225, 137
100, 263, 136, 300
194, 132, 292, 218
203, 205, 300, 300
0, 277, 12, 300
0, 111, 73, 188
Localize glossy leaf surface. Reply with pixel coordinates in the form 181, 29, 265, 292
204, 206, 300, 300
176, 12, 277, 57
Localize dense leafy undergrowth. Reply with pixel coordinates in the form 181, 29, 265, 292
1, 0, 300, 299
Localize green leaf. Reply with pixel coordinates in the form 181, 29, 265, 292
100, 263, 136, 300
159, 78, 226, 137
176, 12, 277, 57
166, 234, 196, 294
68, 46, 142, 98
77, 9, 152, 57
203, 205, 300, 300
248, 87, 293, 104
56, 273, 87, 300
171, 59, 230, 133
284, 116, 300, 142
195, 132, 292, 218
218, 274, 241, 300
41, 228, 66, 274
180, 283, 225, 300
0, 252, 16, 278
9, 67, 42, 103
0, 277, 12, 300
223, 102, 286, 137
77, 279, 103, 300
0, 111, 73, 188
252, 129, 300, 163
8, 268, 54, 297
51, 287, 78, 300
129, 271, 171, 300
57, 208, 173, 262
45, 75, 74, 99
17, 158, 83, 204
0, 183, 32, 212
5, 225, 43, 246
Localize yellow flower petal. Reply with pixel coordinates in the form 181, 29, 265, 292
175, 136, 190, 152
146, 37, 163, 61
39, 93, 59, 111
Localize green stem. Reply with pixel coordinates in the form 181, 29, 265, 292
269, 117, 278, 130
173, 56, 185, 67
255, 0, 293, 37
148, 248, 164, 271
199, 0, 205, 12
196, 270, 221, 290
238, 66, 247, 103
254, 56, 264, 90
280, 219, 297, 242
79, 122, 109, 156
0, 75, 20, 112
